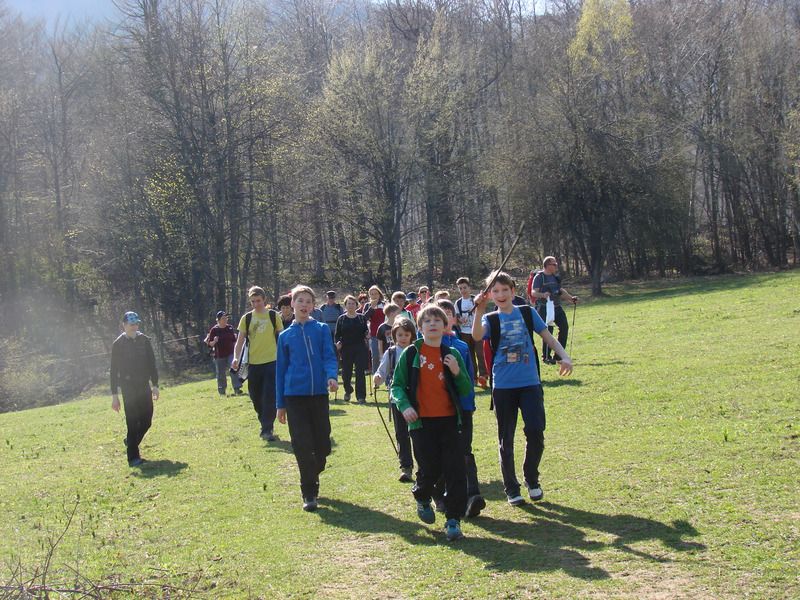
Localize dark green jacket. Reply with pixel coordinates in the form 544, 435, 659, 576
390, 339, 472, 431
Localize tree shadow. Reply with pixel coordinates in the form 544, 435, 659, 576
132, 459, 188, 478
315, 497, 609, 580
529, 501, 706, 560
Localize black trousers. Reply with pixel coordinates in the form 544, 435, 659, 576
121, 384, 153, 462
391, 403, 413, 469
410, 416, 467, 521
536, 303, 569, 359
285, 395, 332, 498
340, 343, 368, 399
493, 385, 545, 497
434, 410, 481, 499
248, 362, 276, 434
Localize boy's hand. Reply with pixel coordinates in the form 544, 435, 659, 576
402, 407, 418, 423
571, 296, 579, 304
231, 358, 239, 370
111, 394, 120, 413
443, 354, 460, 376
474, 292, 489, 310
328, 378, 339, 392
373, 374, 383, 387
277, 408, 287, 424
151, 386, 160, 401
558, 358, 573, 376
335, 341, 342, 351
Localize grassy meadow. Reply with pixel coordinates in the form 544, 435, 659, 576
1, 271, 798, 598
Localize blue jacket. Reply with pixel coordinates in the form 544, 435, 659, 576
442, 333, 476, 411
276, 319, 338, 408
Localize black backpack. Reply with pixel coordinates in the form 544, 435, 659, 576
245, 309, 280, 342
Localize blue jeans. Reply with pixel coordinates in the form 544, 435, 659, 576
214, 354, 241, 395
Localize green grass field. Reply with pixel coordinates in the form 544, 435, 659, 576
1, 272, 798, 599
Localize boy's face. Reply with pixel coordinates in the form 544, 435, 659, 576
217, 315, 228, 327
345, 298, 358, 311
457, 283, 470, 297
279, 305, 293, 319
393, 295, 406, 307
490, 282, 514, 308
419, 314, 444, 340
250, 295, 265, 311
292, 292, 314, 318
123, 322, 139, 337
443, 309, 456, 329
394, 329, 413, 347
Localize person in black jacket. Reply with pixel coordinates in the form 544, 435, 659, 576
334, 295, 369, 403
110, 311, 159, 467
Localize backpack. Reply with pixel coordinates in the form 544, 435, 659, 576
528, 270, 562, 304
235, 309, 279, 381
455, 295, 476, 317
483, 305, 541, 409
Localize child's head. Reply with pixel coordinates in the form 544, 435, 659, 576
391, 317, 416, 347
456, 277, 471, 297
485, 271, 515, 307
383, 303, 401, 323
418, 286, 430, 301
436, 299, 457, 329
358, 292, 368, 305
343, 295, 359, 311
433, 290, 450, 301
248, 286, 267, 310
276, 295, 293, 318
368, 285, 384, 303
290, 285, 316, 319
391, 291, 406, 307
416, 304, 447, 341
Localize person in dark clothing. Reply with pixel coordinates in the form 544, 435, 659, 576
110, 311, 160, 467
205, 310, 243, 396
276, 295, 294, 329
335, 295, 369, 403
527, 256, 578, 364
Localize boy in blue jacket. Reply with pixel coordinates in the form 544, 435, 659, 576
276, 285, 339, 512
435, 299, 486, 518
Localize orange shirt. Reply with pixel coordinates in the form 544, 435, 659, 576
417, 343, 456, 417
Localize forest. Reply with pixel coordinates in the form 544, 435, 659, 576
0, 0, 798, 410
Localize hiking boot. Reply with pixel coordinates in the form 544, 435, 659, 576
434, 497, 446, 513
344, 392, 352, 402
235, 389, 245, 396
416, 500, 435, 524
444, 518, 464, 541
356, 398, 366, 404
399, 467, 413, 483
260, 430, 275, 441
128, 458, 145, 467
265, 432, 278, 442
527, 483, 544, 502
507, 493, 526, 506
465, 494, 486, 518
302, 497, 318, 512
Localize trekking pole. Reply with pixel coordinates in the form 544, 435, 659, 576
481, 221, 527, 296
373, 387, 399, 456
570, 300, 577, 357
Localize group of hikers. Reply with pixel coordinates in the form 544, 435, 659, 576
109, 257, 578, 542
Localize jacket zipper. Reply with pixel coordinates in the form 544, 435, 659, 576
300, 322, 315, 396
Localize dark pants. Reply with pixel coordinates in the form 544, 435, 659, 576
460, 333, 487, 378
341, 343, 368, 399
247, 362, 276, 434
285, 395, 332, 498
391, 403, 413, 469
121, 384, 153, 462
434, 410, 481, 500
493, 385, 545, 497
214, 354, 241, 395
410, 416, 467, 521
536, 303, 569, 359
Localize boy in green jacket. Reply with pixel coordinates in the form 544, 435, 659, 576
391, 305, 473, 541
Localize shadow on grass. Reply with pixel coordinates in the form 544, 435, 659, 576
542, 378, 583, 388
133, 459, 188, 478
529, 502, 705, 560
578, 360, 630, 367
316, 497, 609, 579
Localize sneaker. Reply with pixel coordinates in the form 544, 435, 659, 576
357, 398, 366, 404
434, 497, 446, 513
399, 468, 413, 483
528, 484, 544, 501
128, 458, 145, 467
302, 497, 318, 512
260, 430, 275, 441
476, 375, 488, 388
444, 518, 464, 541
465, 494, 486, 518
265, 433, 277, 442
344, 392, 352, 402
507, 493, 526, 506
123, 437, 128, 447
416, 500, 435, 524
235, 389, 245, 396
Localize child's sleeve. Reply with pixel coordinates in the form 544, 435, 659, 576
480, 313, 492, 340
321, 324, 338, 381
276, 335, 287, 409
390, 348, 412, 412
376, 349, 390, 380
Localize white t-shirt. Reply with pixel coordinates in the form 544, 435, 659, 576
455, 296, 476, 334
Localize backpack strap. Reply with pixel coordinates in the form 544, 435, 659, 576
268, 309, 279, 341
519, 305, 541, 379
245, 311, 253, 339
404, 345, 419, 411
